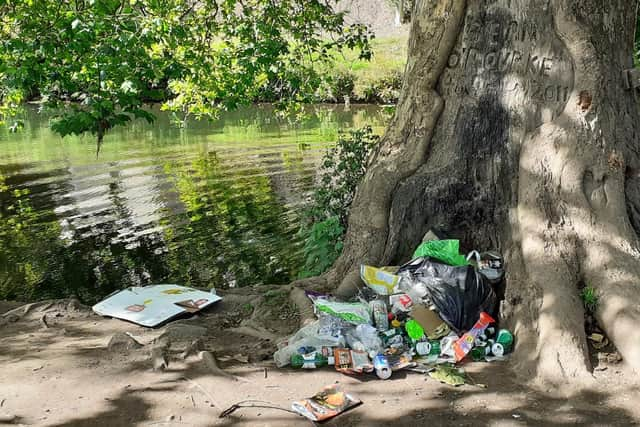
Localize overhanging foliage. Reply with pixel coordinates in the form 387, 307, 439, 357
0, 0, 373, 148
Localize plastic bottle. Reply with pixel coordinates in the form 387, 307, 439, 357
415, 340, 441, 356
273, 321, 346, 367
290, 352, 334, 369
369, 299, 389, 331
452, 312, 496, 361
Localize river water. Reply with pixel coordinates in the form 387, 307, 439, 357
0, 105, 387, 302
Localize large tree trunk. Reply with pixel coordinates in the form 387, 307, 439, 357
316, 0, 640, 385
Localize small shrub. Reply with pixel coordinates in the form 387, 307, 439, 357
360, 70, 402, 104
307, 126, 379, 226
298, 126, 379, 277
332, 71, 355, 101
298, 217, 344, 279
316, 70, 356, 103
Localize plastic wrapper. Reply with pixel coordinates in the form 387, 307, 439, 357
345, 324, 383, 357
412, 240, 469, 266
360, 265, 399, 295
313, 300, 372, 325
291, 384, 361, 422
334, 348, 373, 374
273, 320, 345, 367
384, 348, 413, 371
318, 311, 351, 338
397, 257, 496, 332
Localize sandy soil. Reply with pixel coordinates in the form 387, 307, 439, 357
1, 289, 639, 427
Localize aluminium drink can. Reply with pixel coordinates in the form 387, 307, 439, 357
491, 329, 514, 356
373, 354, 392, 379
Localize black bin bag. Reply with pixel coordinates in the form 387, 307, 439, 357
397, 257, 496, 332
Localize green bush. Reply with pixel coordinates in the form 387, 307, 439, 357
316, 70, 356, 103
331, 71, 356, 102
298, 217, 344, 278
360, 70, 403, 104
298, 126, 379, 278
307, 126, 379, 226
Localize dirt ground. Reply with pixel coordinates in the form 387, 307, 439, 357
1, 289, 639, 427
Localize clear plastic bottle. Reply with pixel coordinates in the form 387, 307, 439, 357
273, 321, 345, 367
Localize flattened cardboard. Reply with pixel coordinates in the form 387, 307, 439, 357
92, 284, 222, 327
412, 304, 447, 337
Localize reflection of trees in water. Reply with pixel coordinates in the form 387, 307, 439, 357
53, 163, 170, 302
0, 147, 308, 302
0, 171, 61, 300
162, 150, 303, 289
0, 106, 386, 302
0, 164, 171, 303
44, 225, 168, 303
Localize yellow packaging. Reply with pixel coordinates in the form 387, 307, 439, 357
360, 265, 399, 295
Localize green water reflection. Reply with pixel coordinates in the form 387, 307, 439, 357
0, 105, 387, 303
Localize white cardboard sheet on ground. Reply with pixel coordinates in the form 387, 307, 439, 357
92, 284, 222, 327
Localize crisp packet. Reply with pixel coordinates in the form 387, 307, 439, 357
291, 384, 361, 422
360, 265, 399, 295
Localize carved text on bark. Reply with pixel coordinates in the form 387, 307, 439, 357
439, 10, 574, 125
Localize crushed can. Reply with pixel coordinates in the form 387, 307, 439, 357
373, 354, 392, 379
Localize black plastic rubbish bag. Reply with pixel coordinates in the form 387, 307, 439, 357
397, 257, 496, 332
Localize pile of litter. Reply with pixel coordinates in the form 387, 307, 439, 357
86, 239, 516, 423
275, 238, 514, 389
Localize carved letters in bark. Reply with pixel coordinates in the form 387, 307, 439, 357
439, 2, 574, 128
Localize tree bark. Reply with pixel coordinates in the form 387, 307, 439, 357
314, 0, 640, 385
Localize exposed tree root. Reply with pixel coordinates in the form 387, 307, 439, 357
2, 300, 56, 319
180, 339, 205, 360
229, 325, 279, 343
288, 287, 316, 326
199, 351, 252, 383
39, 314, 50, 329
151, 338, 170, 370
199, 351, 237, 380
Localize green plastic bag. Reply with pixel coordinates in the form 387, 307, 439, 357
412, 240, 468, 266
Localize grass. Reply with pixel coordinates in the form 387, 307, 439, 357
327, 35, 408, 99
335, 36, 408, 76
